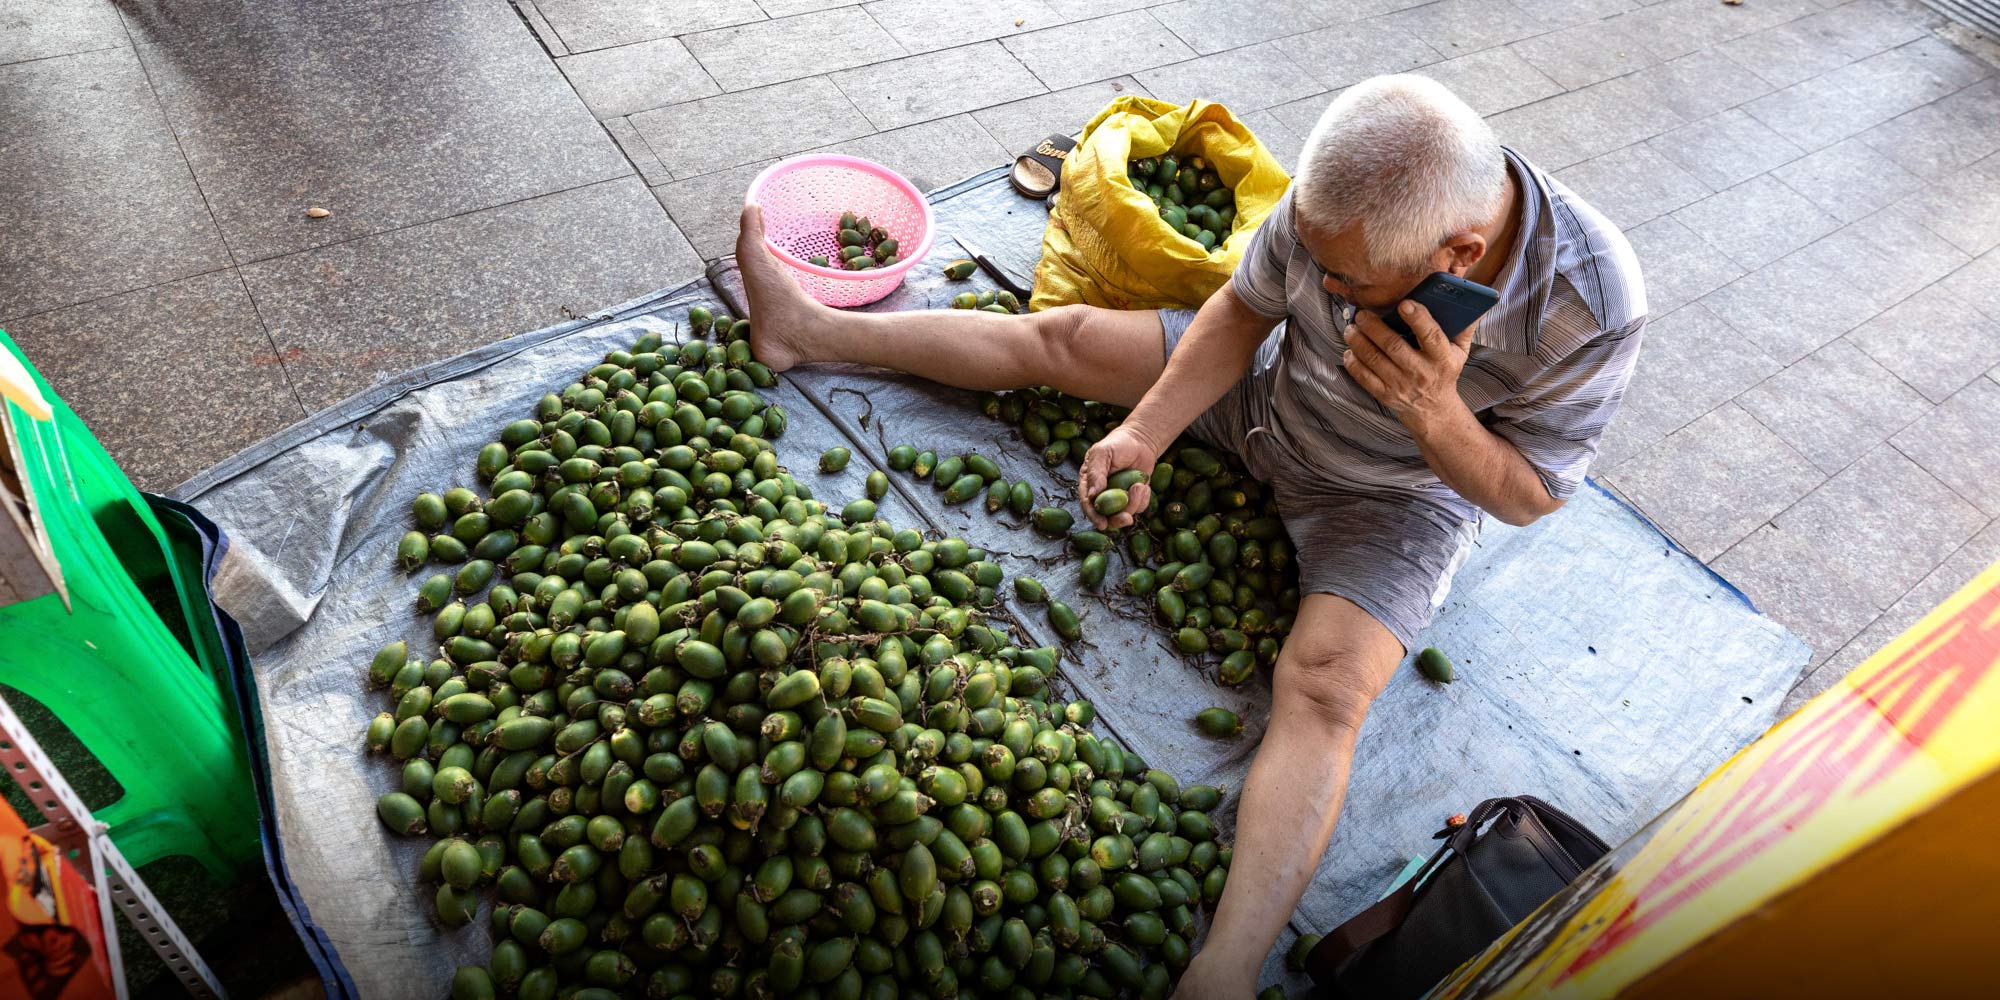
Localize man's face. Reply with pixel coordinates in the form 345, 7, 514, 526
1295, 211, 1440, 313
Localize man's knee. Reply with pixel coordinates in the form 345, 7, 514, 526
1275, 638, 1394, 734
1029, 305, 1091, 366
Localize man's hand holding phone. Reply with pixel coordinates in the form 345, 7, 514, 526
1342, 300, 1477, 432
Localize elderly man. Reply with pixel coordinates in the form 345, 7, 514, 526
737, 74, 1645, 995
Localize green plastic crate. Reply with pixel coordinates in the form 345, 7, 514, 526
0, 327, 258, 877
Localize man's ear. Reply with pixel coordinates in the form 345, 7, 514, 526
1439, 230, 1486, 276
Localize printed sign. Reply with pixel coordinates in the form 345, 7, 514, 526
1433, 561, 2000, 997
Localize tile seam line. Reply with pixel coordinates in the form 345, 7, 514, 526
960, 113, 1012, 164
19, 14, 313, 460
522, 0, 581, 55
827, 39, 1048, 133
227, 267, 315, 424
111, 6, 314, 420
683, 2, 912, 93
599, 118, 675, 190
1753, 433, 1973, 597
624, 116, 683, 183
224, 169, 640, 270
852, 2, 913, 58
0, 261, 239, 332
0, 41, 131, 71
116, 23, 242, 273
1738, 52, 1997, 153
999, 8, 1189, 93
502, 0, 561, 59
1886, 436, 1997, 520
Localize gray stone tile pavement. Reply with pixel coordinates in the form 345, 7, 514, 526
1769, 136, 1927, 223
1648, 108, 1805, 190
1848, 283, 2000, 403
0, 0, 126, 65
1670, 174, 1840, 271
864, 0, 1066, 54
1414, 47, 1562, 116
135, 0, 629, 262
811, 114, 1013, 193
1733, 337, 1930, 474
1551, 143, 1711, 230
116, 0, 442, 47
1782, 516, 2000, 709
1003, 10, 1194, 92
1601, 402, 1827, 562
1273, 19, 1442, 91
1906, 151, 2000, 256
1890, 373, 2000, 516
1624, 47, 1775, 121
683, 6, 901, 92
1134, 40, 1322, 113
1711, 523, 1881, 671
2, 269, 307, 489
242, 176, 701, 411
1491, 73, 1688, 169
831, 39, 1047, 129
652, 158, 781, 258
0, 47, 229, 319
1590, 300, 1781, 469
1772, 442, 1987, 610
556, 36, 718, 119
972, 76, 1151, 152
630, 76, 878, 179
5, 0, 2000, 697
1620, 216, 1744, 314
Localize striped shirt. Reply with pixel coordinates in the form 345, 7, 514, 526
1229, 147, 1647, 521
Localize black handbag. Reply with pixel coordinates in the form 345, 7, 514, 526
1306, 796, 1610, 1000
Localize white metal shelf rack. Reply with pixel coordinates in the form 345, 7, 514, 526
0, 692, 227, 999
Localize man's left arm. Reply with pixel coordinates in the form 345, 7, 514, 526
1343, 301, 1643, 526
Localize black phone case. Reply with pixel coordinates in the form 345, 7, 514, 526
1382, 272, 1499, 345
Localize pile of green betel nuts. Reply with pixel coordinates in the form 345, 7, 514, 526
806, 211, 901, 272
1127, 154, 1235, 252
371, 304, 1237, 1000
858, 386, 1305, 744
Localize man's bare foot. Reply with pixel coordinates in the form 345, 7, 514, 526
736, 202, 822, 373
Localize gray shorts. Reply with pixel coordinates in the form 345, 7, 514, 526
1161, 309, 1480, 652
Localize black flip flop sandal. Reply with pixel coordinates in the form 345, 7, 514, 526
1011, 133, 1075, 199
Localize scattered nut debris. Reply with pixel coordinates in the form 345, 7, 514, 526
306, 206, 331, 218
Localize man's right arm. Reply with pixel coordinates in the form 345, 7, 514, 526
1080, 190, 1296, 528
1123, 283, 1279, 454
1078, 284, 1279, 528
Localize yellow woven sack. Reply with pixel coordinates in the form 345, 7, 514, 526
1030, 96, 1292, 313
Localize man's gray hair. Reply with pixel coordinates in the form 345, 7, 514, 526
1293, 75, 1506, 273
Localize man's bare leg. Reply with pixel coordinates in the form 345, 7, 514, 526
1172, 595, 1404, 999
736, 203, 1165, 407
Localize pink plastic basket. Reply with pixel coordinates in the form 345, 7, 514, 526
746, 154, 936, 308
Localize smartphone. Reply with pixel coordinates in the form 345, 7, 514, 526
1381, 272, 1499, 347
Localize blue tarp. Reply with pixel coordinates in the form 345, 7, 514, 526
175, 166, 1809, 997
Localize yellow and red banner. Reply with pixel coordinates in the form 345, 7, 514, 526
1436, 561, 2000, 997
3, 800, 112, 1000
